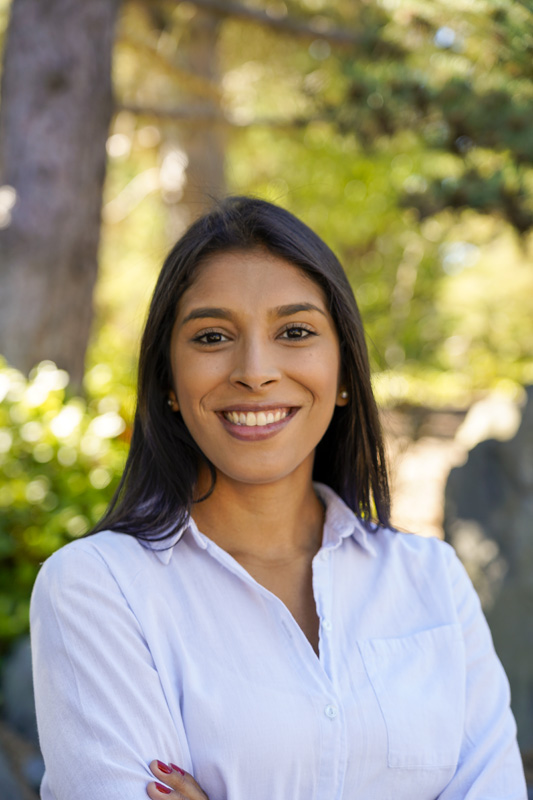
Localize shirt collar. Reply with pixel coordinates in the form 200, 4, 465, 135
313, 482, 377, 557
143, 482, 377, 565
139, 517, 207, 565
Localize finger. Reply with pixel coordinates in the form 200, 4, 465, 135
146, 780, 181, 799
148, 760, 209, 799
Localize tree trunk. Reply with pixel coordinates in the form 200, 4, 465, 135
0, 0, 121, 386
164, 8, 226, 238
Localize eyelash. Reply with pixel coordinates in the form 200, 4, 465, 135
192, 328, 228, 345
279, 324, 316, 340
192, 324, 317, 345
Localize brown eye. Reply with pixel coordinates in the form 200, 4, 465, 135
193, 330, 228, 345
280, 325, 315, 340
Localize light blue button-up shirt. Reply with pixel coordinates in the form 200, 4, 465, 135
30, 484, 527, 799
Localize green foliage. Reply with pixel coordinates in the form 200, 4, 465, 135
0, 359, 129, 651
331, 1, 533, 234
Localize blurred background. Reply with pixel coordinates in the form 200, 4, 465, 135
0, 0, 532, 795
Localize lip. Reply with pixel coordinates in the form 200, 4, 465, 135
216, 406, 299, 441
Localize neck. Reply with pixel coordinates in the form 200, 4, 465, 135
191, 468, 325, 560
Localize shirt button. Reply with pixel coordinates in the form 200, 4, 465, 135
322, 619, 332, 631
319, 549, 329, 561
324, 704, 338, 719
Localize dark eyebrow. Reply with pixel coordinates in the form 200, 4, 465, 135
274, 303, 327, 318
181, 302, 327, 325
181, 307, 233, 324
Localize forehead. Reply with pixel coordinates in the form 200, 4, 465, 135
177, 248, 328, 315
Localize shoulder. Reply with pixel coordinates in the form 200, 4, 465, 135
32, 530, 155, 600
367, 525, 468, 601
371, 524, 455, 565
319, 484, 456, 574
40, 529, 143, 569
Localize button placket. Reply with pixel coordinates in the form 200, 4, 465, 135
311, 542, 347, 798
313, 544, 336, 680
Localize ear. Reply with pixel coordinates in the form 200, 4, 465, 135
167, 390, 179, 412
336, 388, 349, 407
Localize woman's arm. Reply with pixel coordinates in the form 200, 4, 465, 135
31, 541, 189, 800
437, 546, 527, 799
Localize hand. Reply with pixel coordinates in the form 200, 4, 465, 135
147, 760, 210, 800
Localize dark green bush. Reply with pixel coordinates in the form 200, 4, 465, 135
0, 359, 130, 653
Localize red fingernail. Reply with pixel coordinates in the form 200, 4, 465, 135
155, 783, 171, 794
170, 763, 185, 775
157, 761, 172, 774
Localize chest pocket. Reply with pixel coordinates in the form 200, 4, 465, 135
358, 623, 465, 769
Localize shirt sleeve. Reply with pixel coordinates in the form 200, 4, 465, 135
437, 545, 527, 800
30, 541, 188, 800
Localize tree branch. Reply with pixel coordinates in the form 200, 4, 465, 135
119, 102, 223, 121
118, 101, 323, 129
145, 0, 364, 45
117, 33, 221, 100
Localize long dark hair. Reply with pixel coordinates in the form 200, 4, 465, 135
91, 196, 390, 540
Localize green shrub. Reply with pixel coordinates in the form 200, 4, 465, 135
0, 359, 130, 653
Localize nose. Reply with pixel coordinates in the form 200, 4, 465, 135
229, 338, 281, 391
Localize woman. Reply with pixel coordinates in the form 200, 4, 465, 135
31, 197, 527, 800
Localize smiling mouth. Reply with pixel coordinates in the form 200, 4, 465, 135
221, 408, 291, 427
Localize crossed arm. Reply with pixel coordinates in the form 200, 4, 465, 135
30, 543, 203, 800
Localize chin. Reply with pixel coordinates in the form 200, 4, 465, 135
213, 457, 315, 488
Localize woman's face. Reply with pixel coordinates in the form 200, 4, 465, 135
169, 247, 347, 489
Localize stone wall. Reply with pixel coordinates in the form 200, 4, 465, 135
444, 386, 533, 752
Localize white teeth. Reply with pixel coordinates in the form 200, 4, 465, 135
223, 409, 290, 426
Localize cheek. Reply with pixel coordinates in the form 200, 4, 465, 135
172, 355, 222, 406
296, 349, 340, 399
